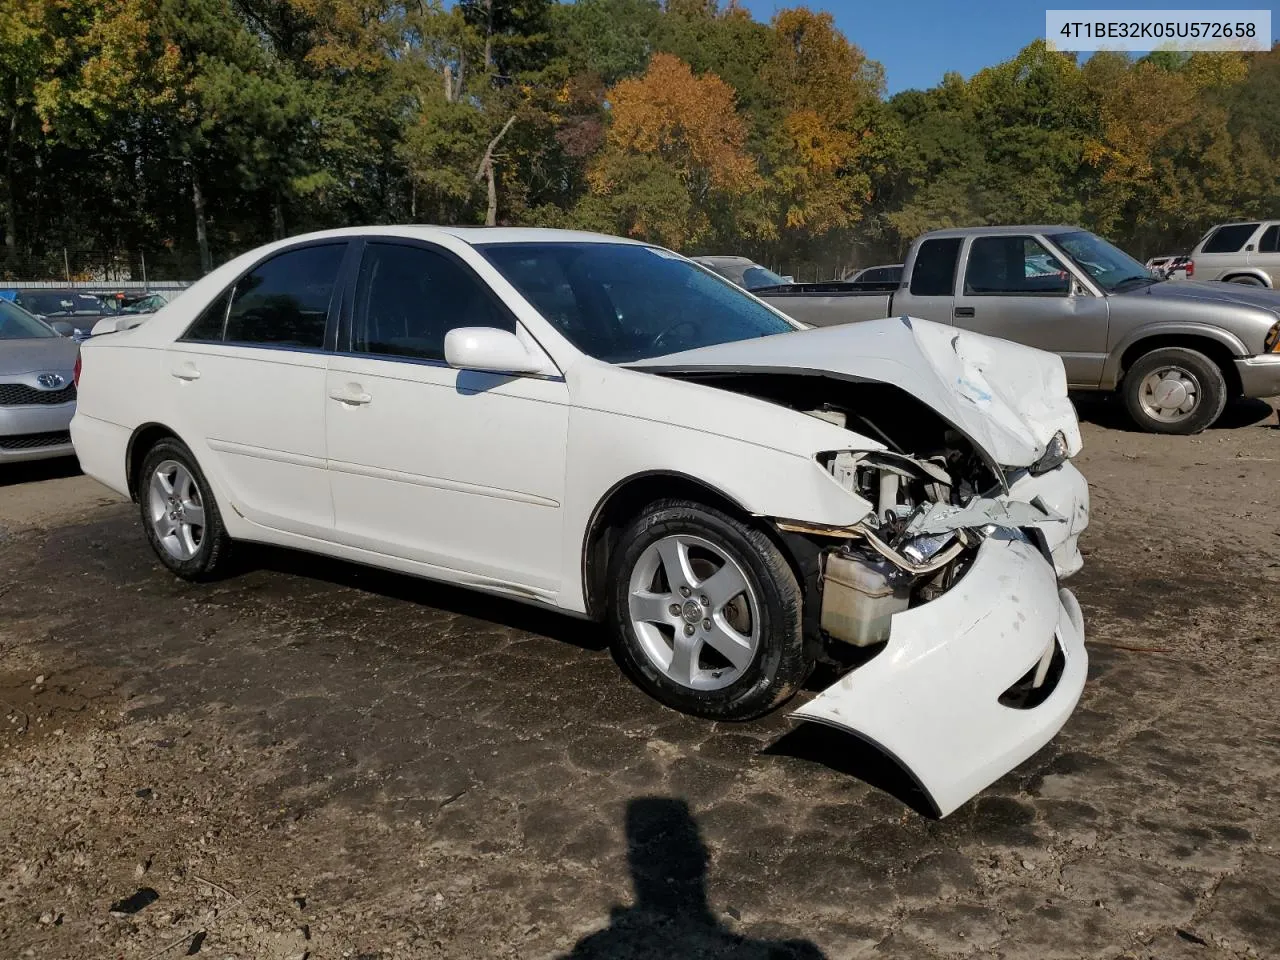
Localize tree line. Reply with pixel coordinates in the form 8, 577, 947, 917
3, 0, 1278, 281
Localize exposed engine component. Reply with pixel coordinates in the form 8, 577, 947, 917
798, 449, 1062, 649
820, 549, 911, 647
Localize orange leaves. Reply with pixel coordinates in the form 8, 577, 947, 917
599, 53, 758, 195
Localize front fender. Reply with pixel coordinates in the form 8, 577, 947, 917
1102, 322, 1249, 388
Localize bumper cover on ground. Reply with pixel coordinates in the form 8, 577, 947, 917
790, 537, 1087, 817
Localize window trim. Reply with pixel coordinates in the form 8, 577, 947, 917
908, 237, 963, 297
1257, 224, 1280, 254
961, 235, 1073, 298
1201, 223, 1262, 255
339, 236, 559, 374
178, 239, 354, 351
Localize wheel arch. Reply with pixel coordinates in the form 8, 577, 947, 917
580, 470, 805, 621
1111, 329, 1245, 396
126, 422, 184, 500
1221, 270, 1271, 287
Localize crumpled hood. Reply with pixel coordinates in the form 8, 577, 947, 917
1131, 279, 1280, 315
629, 316, 1082, 468
0, 336, 79, 377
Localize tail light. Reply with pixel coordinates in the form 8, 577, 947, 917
1185, 259, 1194, 278
73, 354, 82, 387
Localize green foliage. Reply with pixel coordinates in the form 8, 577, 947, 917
0, 3, 1277, 279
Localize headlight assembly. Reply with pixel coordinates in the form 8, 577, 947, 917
1029, 430, 1069, 477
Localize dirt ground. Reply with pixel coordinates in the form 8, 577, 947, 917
1, 397, 1278, 960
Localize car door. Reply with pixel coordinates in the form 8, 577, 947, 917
166, 240, 350, 538
951, 235, 1109, 387
324, 238, 570, 597
1248, 223, 1280, 285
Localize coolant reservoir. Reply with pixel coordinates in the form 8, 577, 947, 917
821, 552, 911, 647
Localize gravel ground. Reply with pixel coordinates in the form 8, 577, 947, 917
0, 398, 1278, 960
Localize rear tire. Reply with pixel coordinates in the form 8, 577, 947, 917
1121, 347, 1228, 435
1226, 275, 1266, 286
138, 438, 234, 580
608, 499, 810, 721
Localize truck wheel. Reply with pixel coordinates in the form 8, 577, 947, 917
1226, 275, 1266, 286
1122, 347, 1228, 435
608, 499, 810, 721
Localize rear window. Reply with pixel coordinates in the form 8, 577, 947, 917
910, 239, 962, 296
1259, 224, 1280, 253
1202, 223, 1259, 254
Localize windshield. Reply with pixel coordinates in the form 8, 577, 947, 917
1047, 231, 1156, 292
0, 300, 57, 339
17, 291, 109, 316
740, 265, 789, 290
479, 242, 797, 363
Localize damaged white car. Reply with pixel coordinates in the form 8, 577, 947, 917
71, 227, 1089, 817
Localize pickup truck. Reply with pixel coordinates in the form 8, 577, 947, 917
756, 225, 1280, 434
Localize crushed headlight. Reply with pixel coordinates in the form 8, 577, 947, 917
1029, 430, 1069, 477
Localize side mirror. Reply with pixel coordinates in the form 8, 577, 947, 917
49, 320, 75, 337
444, 327, 547, 376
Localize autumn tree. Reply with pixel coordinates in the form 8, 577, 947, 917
584, 52, 759, 246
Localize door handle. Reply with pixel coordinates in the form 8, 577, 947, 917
954, 307, 976, 318
170, 362, 201, 381
328, 385, 372, 406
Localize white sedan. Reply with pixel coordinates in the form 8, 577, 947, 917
72, 226, 1090, 816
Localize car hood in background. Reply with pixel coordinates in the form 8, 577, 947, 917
0, 336, 80, 377
629, 316, 1082, 469
1131, 279, 1280, 314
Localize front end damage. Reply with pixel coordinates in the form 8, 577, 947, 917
635, 320, 1092, 816
774, 426, 1088, 817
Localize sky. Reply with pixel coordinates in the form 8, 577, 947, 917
737, 0, 1277, 94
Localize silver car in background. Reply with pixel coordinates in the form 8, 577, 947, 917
691, 256, 793, 290
1186, 220, 1280, 287
0, 299, 79, 463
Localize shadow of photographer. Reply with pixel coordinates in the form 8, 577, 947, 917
557, 797, 826, 960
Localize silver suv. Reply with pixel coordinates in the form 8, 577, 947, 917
1187, 220, 1280, 287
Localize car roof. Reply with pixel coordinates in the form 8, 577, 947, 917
919, 225, 1082, 239
261, 225, 649, 248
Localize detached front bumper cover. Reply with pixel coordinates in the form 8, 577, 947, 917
790, 536, 1087, 817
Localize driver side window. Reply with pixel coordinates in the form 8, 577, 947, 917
350, 242, 515, 362
964, 236, 1070, 296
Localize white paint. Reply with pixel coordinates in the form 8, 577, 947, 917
792, 537, 1088, 817
70, 225, 1093, 816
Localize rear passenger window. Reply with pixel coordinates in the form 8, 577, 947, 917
350, 242, 514, 362
1259, 224, 1280, 253
910, 239, 962, 296
1202, 224, 1260, 254
220, 244, 345, 348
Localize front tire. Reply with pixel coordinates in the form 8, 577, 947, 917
608, 499, 810, 721
139, 439, 234, 580
1121, 347, 1228, 435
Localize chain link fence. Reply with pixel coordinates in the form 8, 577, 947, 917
0, 247, 200, 286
